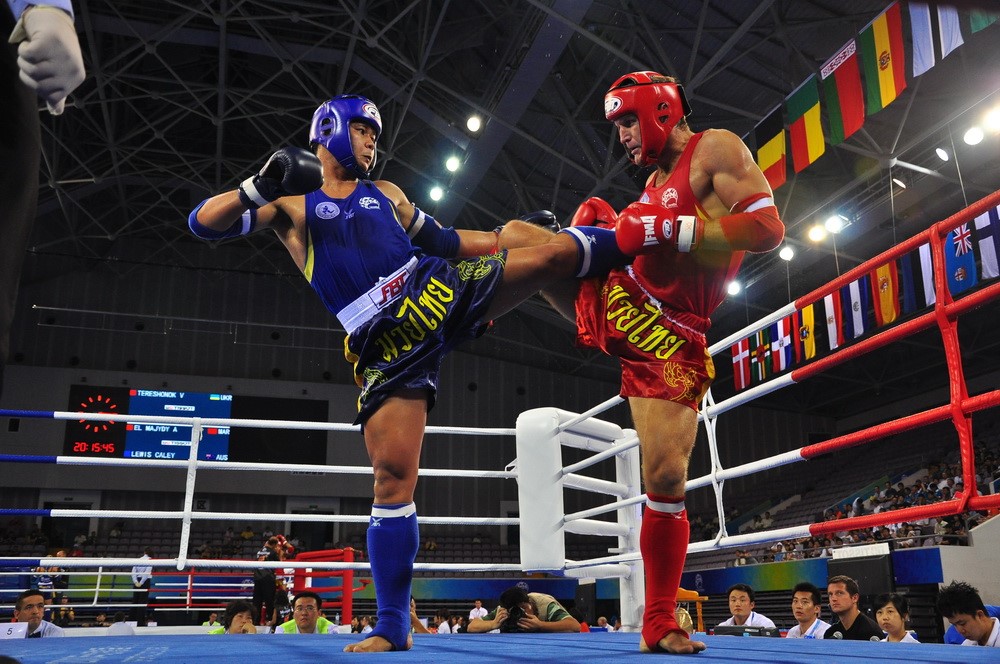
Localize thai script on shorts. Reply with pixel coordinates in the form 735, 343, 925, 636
374, 276, 455, 361
604, 284, 686, 360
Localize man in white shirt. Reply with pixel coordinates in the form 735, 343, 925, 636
716, 584, 775, 629
130, 546, 153, 625
786, 583, 830, 639
13, 590, 64, 637
937, 580, 1000, 647
469, 599, 488, 621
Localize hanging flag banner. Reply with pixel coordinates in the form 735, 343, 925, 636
786, 75, 825, 173
823, 292, 844, 351
795, 304, 817, 361
769, 316, 795, 373
841, 275, 871, 339
945, 223, 978, 295
973, 206, 1000, 280
751, 327, 771, 383
754, 106, 786, 191
970, 10, 998, 33
900, 243, 936, 315
821, 39, 865, 144
732, 338, 751, 391
859, 1, 906, 115
938, 5, 964, 59
909, 2, 935, 77
870, 261, 900, 326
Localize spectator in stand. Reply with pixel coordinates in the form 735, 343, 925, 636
360, 615, 373, 633
786, 582, 829, 639
469, 599, 488, 621
716, 584, 775, 629
274, 591, 336, 634
823, 575, 882, 641
12, 589, 64, 637
938, 581, 999, 647
89, 611, 110, 627
434, 609, 452, 634
209, 600, 257, 634
875, 593, 918, 643
750, 515, 763, 532
944, 603, 1000, 645
52, 594, 74, 628
592, 616, 611, 632
241, 525, 255, 541
350, 616, 362, 633
760, 512, 773, 529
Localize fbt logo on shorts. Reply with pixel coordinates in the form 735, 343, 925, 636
371, 272, 408, 308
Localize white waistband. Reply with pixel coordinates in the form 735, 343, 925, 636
337, 257, 418, 335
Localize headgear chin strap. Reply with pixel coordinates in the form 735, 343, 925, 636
309, 95, 383, 179
603, 71, 692, 166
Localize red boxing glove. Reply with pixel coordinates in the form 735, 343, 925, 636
615, 202, 703, 256
571, 197, 617, 229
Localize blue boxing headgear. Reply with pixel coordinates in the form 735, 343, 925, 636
309, 95, 382, 179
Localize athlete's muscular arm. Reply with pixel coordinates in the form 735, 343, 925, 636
374, 180, 499, 257
699, 129, 784, 253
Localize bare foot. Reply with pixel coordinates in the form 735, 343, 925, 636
343, 633, 413, 653
639, 632, 707, 654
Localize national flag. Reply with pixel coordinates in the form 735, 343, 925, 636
970, 11, 998, 34
900, 243, 936, 314
769, 316, 795, 372
732, 338, 751, 391
974, 206, 1000, 280
820, 40, 865, 144
841, 275, 870, 339
754, 106, 786, 191
751, 327, 771, 382
909, 2, 935, 77
859, 2, 906, 114
786, 76, 825, 173
795, 304, 817, 361
938, 5, 964, 59
870, 261, 900, 326
823, 292, 844, 350
945, 223, 978, 295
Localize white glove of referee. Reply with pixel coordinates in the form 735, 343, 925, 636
8, 5, 85, 115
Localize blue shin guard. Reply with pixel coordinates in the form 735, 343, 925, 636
559, 226, 630, 278
366, 502, 419, 649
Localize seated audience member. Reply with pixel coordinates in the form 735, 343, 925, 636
945, 604, 1000, 644
274, 591, 336, 634
787, 582, 830, 639
937, 581, 1000, 647
350, 616, 362, 633
360, 615, 373, 633
823, 575, 882, 641
12, 590, 64, 637
876, 593, 918, 643
201, 611, 221, 628
469, 599, 488, 621
592, 616, 611, 632
53, 595, 74, 628
468, 586, 580, 633
89, 611, 110, 627
716, 583, 775, 629
107, 611, 135, 636
410, 597, 431, 635
209, 600, 257, 634
435, 609, 452, 634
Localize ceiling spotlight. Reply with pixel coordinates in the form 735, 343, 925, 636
779, 246, 794, 261
727, 281, 741, 296
891, 177, 907, 189
466, 115, 482, 133
935, 147, 950, 161
445, 156, 461, 172
808, 224, 828, 242
963, 126, 984, 145
429, 186, 443, 201
985, 107, 1000, 132
824, 214, 847, 233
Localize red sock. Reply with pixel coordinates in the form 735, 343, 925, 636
641, 493, 690, 649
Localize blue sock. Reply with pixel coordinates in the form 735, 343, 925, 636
559, 226, 630, 277
366, 502, 418, 649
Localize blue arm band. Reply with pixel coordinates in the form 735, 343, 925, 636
188, 199, 257, 240
406, 207, 460, 258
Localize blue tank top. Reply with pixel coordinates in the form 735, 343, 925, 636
302, 181, 417, 315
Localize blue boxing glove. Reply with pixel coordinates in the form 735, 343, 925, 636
237, 147, 323, 209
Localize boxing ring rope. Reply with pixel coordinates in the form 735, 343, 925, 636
0, 190, 998, 633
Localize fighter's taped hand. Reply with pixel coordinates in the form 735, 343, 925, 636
238, 147, 323, 209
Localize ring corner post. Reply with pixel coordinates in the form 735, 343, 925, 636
616, 428, 644, 631
514, 408, 566, 573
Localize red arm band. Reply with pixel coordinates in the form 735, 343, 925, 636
718, 193, 784, 253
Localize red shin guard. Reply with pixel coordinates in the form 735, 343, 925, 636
640, 493, 691, 649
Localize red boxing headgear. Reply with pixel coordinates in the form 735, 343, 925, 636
604, 71, 692, 166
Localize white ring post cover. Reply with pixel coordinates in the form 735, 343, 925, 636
515, 408, 567, 573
